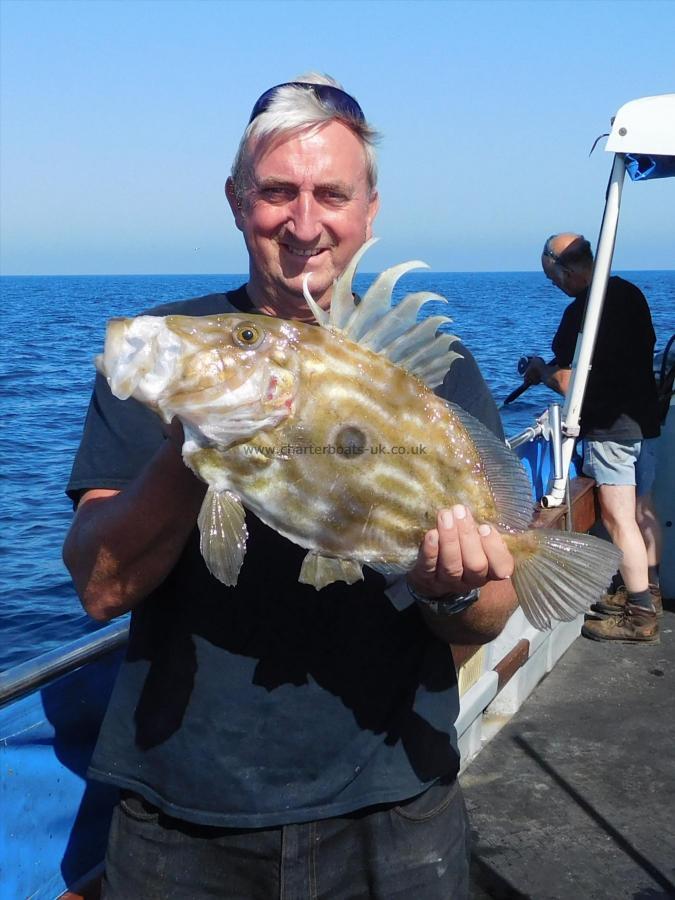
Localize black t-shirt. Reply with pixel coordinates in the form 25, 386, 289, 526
551, 276, 661, 440
67, 286, 503, 828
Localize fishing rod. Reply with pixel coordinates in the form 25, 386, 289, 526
502, 356, 535, 407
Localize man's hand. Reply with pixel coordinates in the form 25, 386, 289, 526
523, 356, 546, 385
523, 358, 570, 396
161, 416, 185, 451
407, 505, 514, 599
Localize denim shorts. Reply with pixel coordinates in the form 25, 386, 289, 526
635, 437, 658, 497
582, 439, 641, 488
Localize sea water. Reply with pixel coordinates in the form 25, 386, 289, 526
1, 271, 673, 672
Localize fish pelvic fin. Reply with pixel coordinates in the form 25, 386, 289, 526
197, 488, 248, 586
504, 529, 622, 631
304, 239, 462, 389
299, 552, 364, 590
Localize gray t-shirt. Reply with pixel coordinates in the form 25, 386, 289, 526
66, 285, 503, 828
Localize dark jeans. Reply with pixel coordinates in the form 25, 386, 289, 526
102, 778, 471, 899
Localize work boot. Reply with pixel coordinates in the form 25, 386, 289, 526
591, 583, 663, 618
581, 604, 660, 643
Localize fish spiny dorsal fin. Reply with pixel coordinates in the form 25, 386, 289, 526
303, 240, 464, 389
334, 241, 465, 389
416, 352, 464, 388
359, 291, 447, 351
342, 259, 429, 341
394, 333, 464, 390
377, 309, 463, 389
445, 401, 534, 533
329, 237, 379, 329
385, 316, 455, 364
302, 274, 329, 326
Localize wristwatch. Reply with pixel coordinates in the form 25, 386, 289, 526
407, 583, 480, 617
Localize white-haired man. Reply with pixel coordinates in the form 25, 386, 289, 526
64, 75, 516, 898
525, 233, 662, 643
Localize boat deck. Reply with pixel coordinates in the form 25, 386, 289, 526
463, 597, 675, 899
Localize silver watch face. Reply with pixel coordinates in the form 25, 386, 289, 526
417, 588, 479, 616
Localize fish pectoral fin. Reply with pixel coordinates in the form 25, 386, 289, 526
505, 529, 622, 631
299, 552, 364, 590
197, 488, 248, 586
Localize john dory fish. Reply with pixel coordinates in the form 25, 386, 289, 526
96, 240, 621, 629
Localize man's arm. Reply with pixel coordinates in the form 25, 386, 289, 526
417, 580, 517, 645
63, 435, 206, 622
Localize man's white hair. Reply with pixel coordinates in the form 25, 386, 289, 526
231, 72, 380, 203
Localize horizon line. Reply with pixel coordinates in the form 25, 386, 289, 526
2, 267, 674, 279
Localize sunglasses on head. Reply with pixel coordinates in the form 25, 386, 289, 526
543, 246, 571, 272
543, 235, 588, 270
543, 246, 562, 262
248, 82, 366, 125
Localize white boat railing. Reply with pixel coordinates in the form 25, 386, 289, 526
0, 618, 129, 706
506, 402, 560, 459
507, 402, 574, 530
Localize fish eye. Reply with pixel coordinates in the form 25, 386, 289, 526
233, 322, 264, 349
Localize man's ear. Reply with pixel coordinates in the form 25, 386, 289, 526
365, 190, 380, 240
226, 178, 245, 232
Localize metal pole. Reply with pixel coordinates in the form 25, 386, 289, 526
565, 473, 574, 531
542, 153, 627, 507
549, 403, 563, 480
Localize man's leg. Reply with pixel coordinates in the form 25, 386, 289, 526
582, 487, 658, 641
637, 492, 662, 574
581, 441, 658, 642
310, 777, 471, 899
635, 438, 663, 595
102, 792, 281, 900
596, 483, 649, 596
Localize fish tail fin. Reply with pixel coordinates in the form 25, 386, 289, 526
503, 529, 622, 631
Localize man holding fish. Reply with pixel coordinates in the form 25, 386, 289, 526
64, 75, 616, 898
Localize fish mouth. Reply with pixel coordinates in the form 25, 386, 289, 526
99, 316, 181, 405
98, 318, 143, 400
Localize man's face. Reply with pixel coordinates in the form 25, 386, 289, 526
543, 254, 586, 298
228, 121, 379, 316
542, 254, 569, 293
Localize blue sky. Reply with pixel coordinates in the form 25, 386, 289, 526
1, 0, 673, 275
